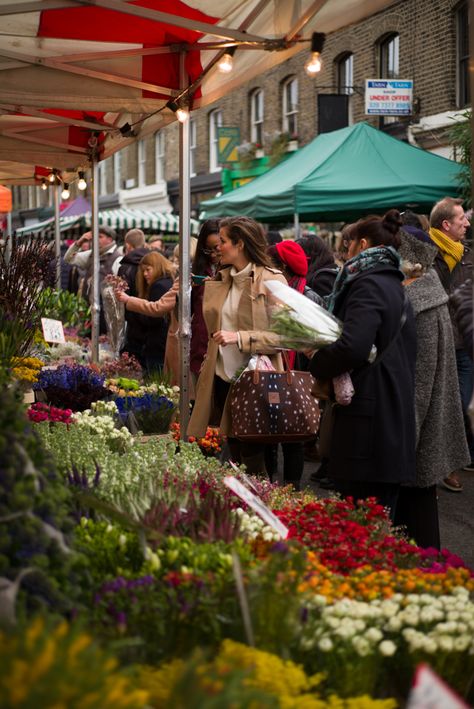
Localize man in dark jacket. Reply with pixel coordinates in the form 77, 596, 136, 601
117, 228, 149, 364
429, 197, 472, 491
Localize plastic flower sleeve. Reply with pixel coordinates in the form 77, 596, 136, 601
101, 282, 126, 359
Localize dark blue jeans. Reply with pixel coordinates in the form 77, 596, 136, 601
455, 348, 474, 462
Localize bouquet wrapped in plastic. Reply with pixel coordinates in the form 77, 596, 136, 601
265, 280, 358, 406
101, 275, 128, 358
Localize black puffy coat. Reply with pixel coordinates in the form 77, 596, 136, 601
310, 263, 417, 484
142, 277, 173, 364
450, 278, 473, 359
118, 247, 149, 354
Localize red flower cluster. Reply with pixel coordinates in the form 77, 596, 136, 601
171, 422, 223, 456
27, 402, 74, 424
275, 497, 420, 575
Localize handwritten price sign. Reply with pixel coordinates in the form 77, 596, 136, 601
41, 318, 66, 344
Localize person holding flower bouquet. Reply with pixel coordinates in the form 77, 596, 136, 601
309, 210, 417, 518
188, 216, 287, 476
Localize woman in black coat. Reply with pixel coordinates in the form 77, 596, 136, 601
310, 210, 417, 518
135, 251, 174, 374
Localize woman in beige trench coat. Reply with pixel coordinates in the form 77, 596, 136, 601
188, 216, 286, 476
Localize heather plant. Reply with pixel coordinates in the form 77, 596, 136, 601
0, 237, 52, 374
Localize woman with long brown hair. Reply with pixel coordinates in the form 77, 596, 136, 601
188, 216, 287, 476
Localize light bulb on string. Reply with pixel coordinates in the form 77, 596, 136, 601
48, 170, 56, 183
166, 100, 189, 123
218, 47, 236, 74
77, 171, 87, 191
61, 183, 70, 200
304, 32, 325, 77
41, 179, 47, 191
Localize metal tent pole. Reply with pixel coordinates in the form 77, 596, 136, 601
53, 180, 61, 289
90, 158, 100, 364
178, 51, 191, 440
294, 212, 300, 239
5, 210, 12, 264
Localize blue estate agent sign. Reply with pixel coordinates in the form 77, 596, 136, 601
365, 79, 413, 116
217, 126, 240, 163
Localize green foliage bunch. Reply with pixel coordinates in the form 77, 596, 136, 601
37, 287, 91, 330
449, 109, 472, 206
0, 387, 86, 623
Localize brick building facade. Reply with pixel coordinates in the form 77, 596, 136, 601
13, 0, 470, 224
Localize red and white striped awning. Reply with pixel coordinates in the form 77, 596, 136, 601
0, 0, 398, 178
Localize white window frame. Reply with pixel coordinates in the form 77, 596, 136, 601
209, 109, 223, 173
189, 118, 197, 177
379, 34, 399, 125
250, 89, 264, 146
98, 161, 107, 195
113, 151, 122, 193
282, 77, 298, 136
337, 52, 354, 124
155, 131, 165, 182
138, 139, 146, 187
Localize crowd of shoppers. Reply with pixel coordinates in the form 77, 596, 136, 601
63, 196, 473, 548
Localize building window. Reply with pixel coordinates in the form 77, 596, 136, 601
282, 77, 298, 136
456, 1, 469, 107
379, 33, 399, 126
113, 151, 122, 192
138, 139, 146, 187
250, 89, 264, 145
190, 119, 197, 177
155, 132, 165, 182
209, 109, 223, 172
380, 33, 399, 78
337, 52, 354, 124
98, 161, 107, 195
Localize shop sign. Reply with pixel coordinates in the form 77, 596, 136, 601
217, 126, 240, 163
365, 79, 413, 116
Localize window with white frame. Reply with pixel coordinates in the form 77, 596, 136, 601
379, 33, 399, 125
456, 1, 469, 107
138, 139, 146, 187
190, 119, 197, 177
113, 151, 122, 193
282, 77, 298, 136
155, 131, 165, 182
250, 89, 264, 146
209, 109, 223, 172
98, 161, 107, 195
337, 52, 354, 124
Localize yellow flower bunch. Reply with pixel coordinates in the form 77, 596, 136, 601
300, 553, 474, 602
0, 617, 148, 709
138, 640, 395, 709
11, 356, 44, 383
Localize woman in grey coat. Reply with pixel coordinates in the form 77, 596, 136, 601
394, 230, 470, 548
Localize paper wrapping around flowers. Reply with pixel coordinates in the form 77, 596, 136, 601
101, 284, 126, 359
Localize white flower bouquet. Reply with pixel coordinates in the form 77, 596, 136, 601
265, 280, 356, 405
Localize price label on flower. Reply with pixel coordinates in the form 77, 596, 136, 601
224, 476, 289, 539
41, 317, 66, 344
228, 461, 259, 494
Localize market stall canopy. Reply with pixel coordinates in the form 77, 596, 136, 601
199, 123, 463, 223
15, 207, 199, 235
0, 0, 399, 172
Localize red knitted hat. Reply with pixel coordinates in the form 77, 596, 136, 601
275, 240, 308, 277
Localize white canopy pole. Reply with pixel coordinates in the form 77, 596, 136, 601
90, 156, 100, 364
53, 179, 61, 289
178, 51, 191, 440
294, 212, 300, 239
4, 210, 12, 264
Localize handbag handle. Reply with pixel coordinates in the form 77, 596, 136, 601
252, 352, 292, 385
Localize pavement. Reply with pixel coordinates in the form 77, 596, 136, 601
299, 459, 474, 571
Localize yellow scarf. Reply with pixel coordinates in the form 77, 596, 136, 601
429, 227, 464, 272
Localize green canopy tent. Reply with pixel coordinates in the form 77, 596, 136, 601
199, 123, 462, 223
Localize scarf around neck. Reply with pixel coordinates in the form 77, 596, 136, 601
327, 245, 401, 313
429, 227, 464, 272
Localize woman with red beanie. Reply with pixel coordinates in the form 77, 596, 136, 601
266, 239, 309, 489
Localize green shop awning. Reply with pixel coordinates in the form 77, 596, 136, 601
16, 209, 199, 236
200, 122, 463, 223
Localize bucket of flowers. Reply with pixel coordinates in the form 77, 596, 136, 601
114, 392, 177, 435
33, 363, 109, 412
